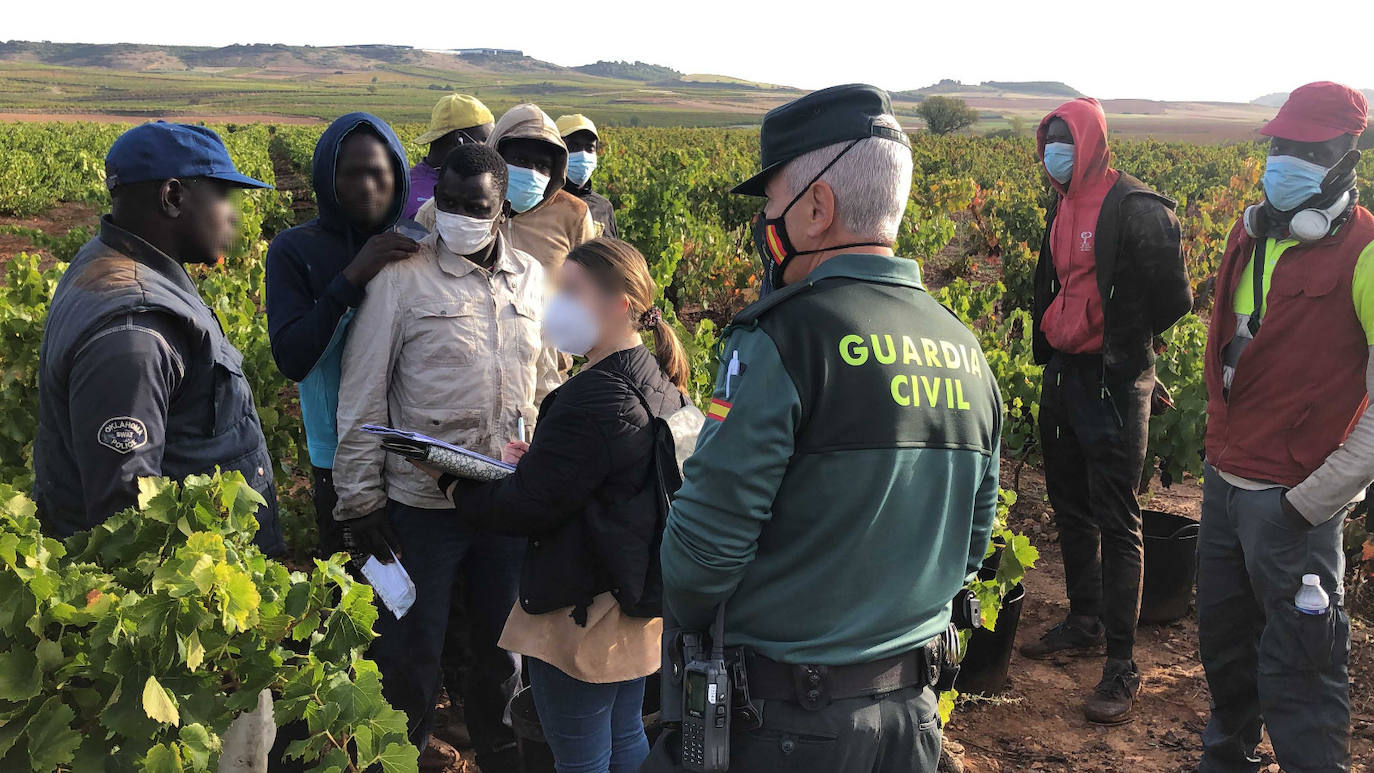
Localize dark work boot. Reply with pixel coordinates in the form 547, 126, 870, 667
1019, 614, 1106, 659
1084, 658, 1141, 725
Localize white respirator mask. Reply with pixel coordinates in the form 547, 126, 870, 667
542, 293, 601, 357
434, 210, 498, 255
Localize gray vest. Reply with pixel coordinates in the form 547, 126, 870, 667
33, 223, 283, 554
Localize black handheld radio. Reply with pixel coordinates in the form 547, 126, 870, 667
681, 605, 730, 772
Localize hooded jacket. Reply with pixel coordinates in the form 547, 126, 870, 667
1032, 99, 1192, 375
417, 104, 595, 277
265, 113, 420, 469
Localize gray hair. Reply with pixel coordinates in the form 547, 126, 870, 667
780, 115, 913, 244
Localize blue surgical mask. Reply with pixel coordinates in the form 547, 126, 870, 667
566, 151, 597, 187
506, 164, 550, 213
1262, 154, 1329, 212
1043, 142, 1075, 184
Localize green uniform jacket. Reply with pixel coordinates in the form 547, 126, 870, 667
661, 253, 1002, 666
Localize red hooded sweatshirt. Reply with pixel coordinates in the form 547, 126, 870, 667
1037, 98, 1120, 354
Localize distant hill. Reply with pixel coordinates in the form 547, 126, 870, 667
572, 60, 681, 81
898, 79, 1083, 99
0, 41, 1295, 141
0, 40, 804, 127
1252, 88, 1374, 108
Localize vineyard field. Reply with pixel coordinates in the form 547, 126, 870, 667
1, 120, 1373, 770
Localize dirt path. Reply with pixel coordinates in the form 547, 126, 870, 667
944, 462, 1374, 772
0, 201, 101, 268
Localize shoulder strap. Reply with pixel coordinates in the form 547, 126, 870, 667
600, 369, 675, 500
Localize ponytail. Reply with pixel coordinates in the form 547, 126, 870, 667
566, 237, 691, 394
648, 314, 690, 394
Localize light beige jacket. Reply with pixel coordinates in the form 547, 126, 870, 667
333, 232, 561, 519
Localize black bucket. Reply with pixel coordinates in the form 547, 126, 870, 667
956, 582, 1026, 696
509, 675, 664, 773
1139, 509, 1199, 624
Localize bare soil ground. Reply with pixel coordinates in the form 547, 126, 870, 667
943, 460, 1374, 773
0, 201, 101, 269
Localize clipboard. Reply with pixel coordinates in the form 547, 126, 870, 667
361, 424, 515, 482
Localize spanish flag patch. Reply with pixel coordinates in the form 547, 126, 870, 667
707, 398, 732, 422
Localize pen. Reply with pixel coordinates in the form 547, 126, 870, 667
517, 416, 527, 444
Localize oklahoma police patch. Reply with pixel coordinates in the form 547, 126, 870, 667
97, 416, 148, 454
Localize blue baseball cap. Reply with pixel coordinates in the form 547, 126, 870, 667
104, 122, 273, 191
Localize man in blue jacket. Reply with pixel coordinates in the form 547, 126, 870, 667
265, 113, 424, 557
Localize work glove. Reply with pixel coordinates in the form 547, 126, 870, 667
341, 508, 403, 564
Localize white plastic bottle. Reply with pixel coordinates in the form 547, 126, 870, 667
1295, 574, 1330, 615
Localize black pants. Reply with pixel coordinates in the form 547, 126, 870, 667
368, 501, 523, 762
311, 466, 346, 559
1039, 353, 1153, 660
641, 686, 942, 772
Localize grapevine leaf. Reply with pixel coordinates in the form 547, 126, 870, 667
185, 630, 205, 672
178, 723, 217, 771
0, 649, 41, 701
34, 639, 62, 673
24, 696, 80, 772
306, 745, 351, 773
0, 703, 29, 760
354, 724, 376, 762
937, 689, 957, 726
376, 742, 420, 773
317, 583, 377, 660
142, 675, 181, 727
142, 742, 182, 773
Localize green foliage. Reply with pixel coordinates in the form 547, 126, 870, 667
0, 253, 66, 487
1148, 314, 1209, 484
935, 279, 1039, 456
0, 471, 416, 772
917, 96, 980, 136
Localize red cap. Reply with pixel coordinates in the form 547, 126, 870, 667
1261, 82, 1368, 143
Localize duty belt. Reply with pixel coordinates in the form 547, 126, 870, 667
742, 645, 937, 711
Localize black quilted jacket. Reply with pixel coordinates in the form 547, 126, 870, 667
450, 345, 686, 622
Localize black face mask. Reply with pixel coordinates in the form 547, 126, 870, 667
751, 139, 889, 296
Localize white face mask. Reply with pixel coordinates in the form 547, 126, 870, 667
434, 210, 497, 255
542, 293, 600, 356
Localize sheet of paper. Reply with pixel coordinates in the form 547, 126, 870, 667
361, 424, 515, 471
359, 551, 416, 619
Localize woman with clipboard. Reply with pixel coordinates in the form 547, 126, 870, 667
414, 238, 703, 773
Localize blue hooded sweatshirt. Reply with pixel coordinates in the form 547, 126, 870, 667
265, 113, 422, 469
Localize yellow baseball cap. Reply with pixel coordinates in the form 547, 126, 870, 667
556, 114, 598, 139
416, 94, 495, 145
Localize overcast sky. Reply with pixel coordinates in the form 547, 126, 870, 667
7, 0, 1372, 103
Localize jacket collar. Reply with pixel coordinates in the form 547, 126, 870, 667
430, 232, 526, 280
96, 216, 199, 295
806, 252, 925, 289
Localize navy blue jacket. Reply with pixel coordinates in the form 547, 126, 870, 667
265, 113, 421, 468
34, 218, 285, 555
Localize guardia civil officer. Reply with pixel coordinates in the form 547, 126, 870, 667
33, 122, 286, 556
651, 85, 1003, 772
